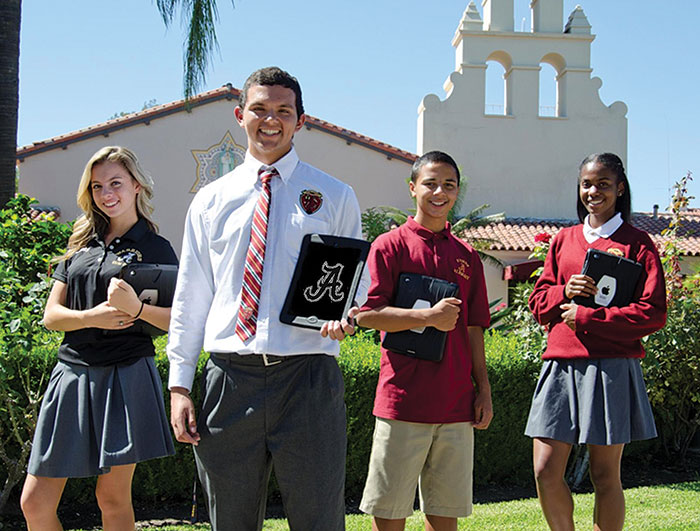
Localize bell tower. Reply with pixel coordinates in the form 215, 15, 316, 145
417, 1, 627, 220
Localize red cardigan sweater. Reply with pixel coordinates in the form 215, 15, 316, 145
528, 223, 667, 360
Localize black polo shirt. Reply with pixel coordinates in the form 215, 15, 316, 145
53, 218, 178, 366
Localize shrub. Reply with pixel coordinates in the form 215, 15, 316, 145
338, 330, 381, 498
0, 195, 71, 513
475, 331, 541, 486
109, 330, 542, 503
642, 173, 700, 459
2, 327, 543, 510
337, 329, 543, 493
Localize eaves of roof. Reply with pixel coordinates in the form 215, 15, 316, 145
16, 84, 417, 164
460, 211, 700, 257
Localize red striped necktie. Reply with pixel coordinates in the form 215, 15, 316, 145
235, 166, 278, 341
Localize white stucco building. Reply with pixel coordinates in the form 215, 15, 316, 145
16, 1, 699, 308
17, 85, 416, 254
419, 0, 627, 222
416, 0, 631, 304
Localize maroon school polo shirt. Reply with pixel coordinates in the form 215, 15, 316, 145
361, 217, 490, 424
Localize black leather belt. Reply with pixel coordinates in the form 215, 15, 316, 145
212, 352, 288, 366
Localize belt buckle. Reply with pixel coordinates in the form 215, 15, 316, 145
261, 353, 282, 366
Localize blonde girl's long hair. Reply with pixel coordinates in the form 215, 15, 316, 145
60, 146, 158, 261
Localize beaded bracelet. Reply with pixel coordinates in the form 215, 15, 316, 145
134, 301, 145, 319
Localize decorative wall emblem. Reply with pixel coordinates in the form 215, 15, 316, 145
303, 262, 345, 303
299, 189, 323, 214
190, 131, 246, 193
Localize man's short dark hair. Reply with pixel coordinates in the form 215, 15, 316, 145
238, 66, 305, 117
410, 151, 460, 183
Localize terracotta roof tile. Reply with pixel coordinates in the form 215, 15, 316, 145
461, 211, 700, 257
16, 84, 417, 164
28, 204, 61, 221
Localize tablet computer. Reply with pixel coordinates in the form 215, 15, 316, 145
381, 273, 459, 362
280, 234, 370, 330
573, 249, 642, 308
106, 263, 178, 337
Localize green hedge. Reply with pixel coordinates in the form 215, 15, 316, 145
50, 328, 671, 508
475, 332, 541, 486
2, 329, 544, 508
1, 329, 547, 510
336, 329, 544, 493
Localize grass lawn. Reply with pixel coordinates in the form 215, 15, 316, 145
122, 481, 700, 530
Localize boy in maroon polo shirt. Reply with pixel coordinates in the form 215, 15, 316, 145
355, 151, 493, 530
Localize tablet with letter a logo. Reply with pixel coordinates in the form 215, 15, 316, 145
280, 234, 370, 330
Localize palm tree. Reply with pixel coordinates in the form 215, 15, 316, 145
0, 0, 21, 206
155, 0, 234, 100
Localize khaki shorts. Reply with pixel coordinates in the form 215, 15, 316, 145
359, 417, 474, 520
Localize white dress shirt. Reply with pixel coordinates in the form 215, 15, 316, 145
583, 212, 623, 243
167, 148, 369, 391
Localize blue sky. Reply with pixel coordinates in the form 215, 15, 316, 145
18, 0, 699, 212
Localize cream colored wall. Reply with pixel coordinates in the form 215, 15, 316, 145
681, 256, 699, 277
418, 3, 627, 221
481, 250, 531, 306
18, 98, 414, 254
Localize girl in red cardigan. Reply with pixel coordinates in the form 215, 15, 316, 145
526, 153, 666, 531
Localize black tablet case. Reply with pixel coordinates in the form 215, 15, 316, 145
381, 273, 459, 362
573, 249, 642, 308
107, 263, 178, 336
280, 234, 370, 330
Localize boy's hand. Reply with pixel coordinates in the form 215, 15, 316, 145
170, 387, 200, 445
320, 306, 359, 341
428, 297, 461, 331
473, 390, 493, 430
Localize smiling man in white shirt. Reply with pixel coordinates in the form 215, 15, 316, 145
166, 67, 368, 530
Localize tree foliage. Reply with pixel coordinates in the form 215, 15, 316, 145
155, 0, 235, 100
0, 194, 70, 513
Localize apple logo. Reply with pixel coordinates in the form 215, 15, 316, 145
595, 275, 617, 307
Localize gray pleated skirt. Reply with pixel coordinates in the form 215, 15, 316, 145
27, 356, 175, 478
524, 357, 657, 445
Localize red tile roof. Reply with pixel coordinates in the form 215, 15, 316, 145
461, 210, 700, 257
16, 84, 417, 164
28, 204, 61, 221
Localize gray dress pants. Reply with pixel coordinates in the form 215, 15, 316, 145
194, 353, 346, 531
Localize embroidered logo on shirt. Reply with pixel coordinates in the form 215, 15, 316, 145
607, 248, 624, 257
454, 258, 471, 280
115, 248, 143, 264
303, 262, 345, 303
300, 189, 323, 215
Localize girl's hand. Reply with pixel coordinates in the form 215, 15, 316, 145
565, 274, 597, 300
107, 278, 141, 316
86, 301, 135, 330
560, 302, 578, 331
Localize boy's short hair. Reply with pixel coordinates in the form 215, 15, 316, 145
238, 66, 305, 117
410, 151, 460, 182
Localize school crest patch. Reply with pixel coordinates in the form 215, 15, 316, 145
607, 248, 624, 257
454, 258, 471, 280
114, 248, 143, 265
300, 189, 323, 214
